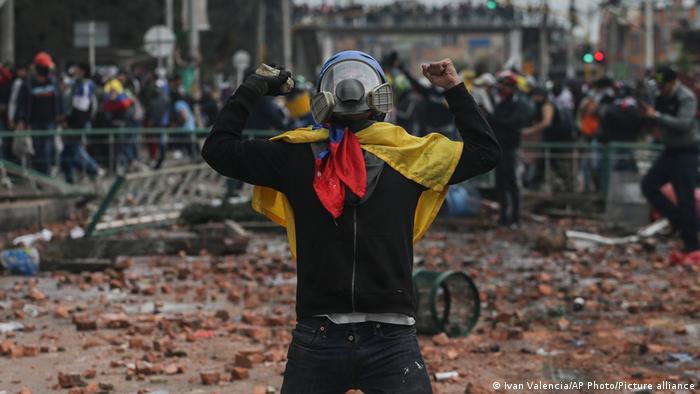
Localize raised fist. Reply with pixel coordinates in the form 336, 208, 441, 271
421, 59, 461, 90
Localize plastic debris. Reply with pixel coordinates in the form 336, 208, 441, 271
566, 219, 669, 250
434, 371, 459, 381
69, 226, 85, 239
12, 229, 53, 246
1, 247, 40, 275
0, 322, 24, 333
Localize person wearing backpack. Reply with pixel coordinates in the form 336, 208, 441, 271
523, 86, 575, 191
598, 83, 644, 172
14, 52, 64, 175
61, 63, 101, 184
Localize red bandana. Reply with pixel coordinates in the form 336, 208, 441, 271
313, 126, 367, 218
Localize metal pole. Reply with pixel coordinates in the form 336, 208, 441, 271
0, 0, 15, 63
88, 21, 96, 75
165, 0, 174, 72
566, 0, 576, 79
644, 0, 654, 71
257, 0, 267, 64
188, 0, 199, 62
188, 0, 203, 129
282, 0, 292, 70
538, 0, 549, 81
609, 8, 618, 77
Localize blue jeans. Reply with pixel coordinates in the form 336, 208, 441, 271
30, 122, 56, 175
641, 150, 699, 251
117, 133, 138, 172
60, 141, 98, 184
281, 317, 432, 394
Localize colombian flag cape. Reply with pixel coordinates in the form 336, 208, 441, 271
251, 122, 464, 258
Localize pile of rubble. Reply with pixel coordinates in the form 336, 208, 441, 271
0, 216, 698, 393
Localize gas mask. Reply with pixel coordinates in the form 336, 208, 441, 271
311, 51, 393, 125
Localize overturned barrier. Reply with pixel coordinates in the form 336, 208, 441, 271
0, 158, 91, 199
85, 163, 245, 237
413, 269, 480, 337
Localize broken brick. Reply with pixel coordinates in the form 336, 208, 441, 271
100, 313, 130, 329
135, 360, 156, 375
83, 368, 97, 379
28, 288, 46, 302
215, 309, 230, 321
58, 372, 86, 389
538, 284, 553, 296
200, 371, 221, 385
153, 337, 173, 353
432, 332, 450, 346
129, 337, 144, 349
234, 353, 253, 368
54, 306, 71, 319
22, 345, 40, 357
229, 367, 249, 380
163, 363, 182, 375
74, 316, 97, 331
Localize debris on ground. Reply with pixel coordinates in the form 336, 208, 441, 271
0, 215, 698, 393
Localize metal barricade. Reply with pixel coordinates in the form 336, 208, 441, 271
0, 128, 277, 193
84, 163, 242, 237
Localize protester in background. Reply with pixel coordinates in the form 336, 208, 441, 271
144, 73, 171, 169
0, 64, 13, 163
200, 85, 221, 127
576, 77, 615, 192
103, 73, 137, 174
471, 73, 495, 115
14, 52, 63, 175
599, 82, 644, 171
398, 62, 455, 138
641, 65, 700, 254
170, 89, 197, 159
6, 64, 27, 131
61, 63, 101, 184
523, 85, 576, 191
551, 80, 575, 113
285, 75, 314, 129
245, 77, 291, 132
0, 64, 12, 132
5, 64, 30, 165
488, 71, 530, 227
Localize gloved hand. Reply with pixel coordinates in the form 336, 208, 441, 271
243, 64, 294, 97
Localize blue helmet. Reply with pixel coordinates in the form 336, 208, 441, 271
311, 50, 393, 124
317, 50, 388, 88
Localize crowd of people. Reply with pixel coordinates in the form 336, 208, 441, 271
381, 52, 699, 249
0, 51, 222, 184
293, 0, 553, 27
1, 49, 699, 253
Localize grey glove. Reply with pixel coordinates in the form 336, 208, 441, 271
243, 64, 294, 97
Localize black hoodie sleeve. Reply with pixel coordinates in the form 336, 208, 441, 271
201, 85, 289, 192
444, 83, 502, 184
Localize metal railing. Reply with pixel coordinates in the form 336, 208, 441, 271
0, 128, 276, 195
519, 141, 664, 197
0, 127, 669, 204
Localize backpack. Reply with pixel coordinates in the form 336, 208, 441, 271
551, 102, 576, 141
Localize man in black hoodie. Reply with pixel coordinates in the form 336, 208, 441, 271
202, 52, 500, 393
488, 72, 530, 227
14, 52, 63, 175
